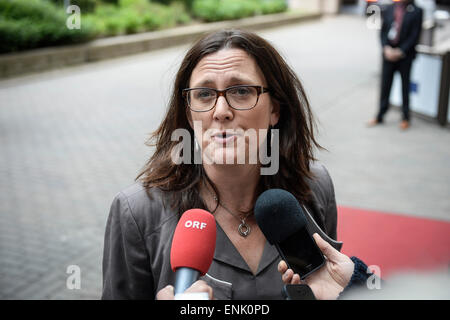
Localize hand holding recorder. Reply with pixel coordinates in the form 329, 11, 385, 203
278, 232, 354, 300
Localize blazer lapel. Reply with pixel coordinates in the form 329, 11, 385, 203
399, 4, 416, 40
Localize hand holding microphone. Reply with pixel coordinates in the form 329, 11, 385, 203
157, 209, 216, 300
254, 189, 354, 300
156, 280, 213, 300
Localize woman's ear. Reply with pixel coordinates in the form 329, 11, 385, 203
270, 101, 280, 127
186, 107, 193, 129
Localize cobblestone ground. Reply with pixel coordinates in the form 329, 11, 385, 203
1, 15, 449, 299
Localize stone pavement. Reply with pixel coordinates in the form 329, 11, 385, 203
0, 14, 449, 299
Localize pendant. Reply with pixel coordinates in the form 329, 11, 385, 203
238, 220, 251, 237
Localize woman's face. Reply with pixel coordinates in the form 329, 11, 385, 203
187, 48, 279, 165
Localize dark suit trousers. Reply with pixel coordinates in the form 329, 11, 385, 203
377, 56, 414, 122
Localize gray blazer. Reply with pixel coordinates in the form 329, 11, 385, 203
101, 162, 342, 300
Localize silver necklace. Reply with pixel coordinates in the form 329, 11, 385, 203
211, 194, 252, 238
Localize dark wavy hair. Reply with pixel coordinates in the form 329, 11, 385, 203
136, 29, 322, 215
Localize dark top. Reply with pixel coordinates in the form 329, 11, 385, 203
101, 162, 342, 300
380, 2, 423, 59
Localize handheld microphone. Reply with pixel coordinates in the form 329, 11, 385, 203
170, 209, 216, 297
254, 189, 306, 244
254, 189, 325, 281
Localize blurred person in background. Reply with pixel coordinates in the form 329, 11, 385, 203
368, 0, 423, 130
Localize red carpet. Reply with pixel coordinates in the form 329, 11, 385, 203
337, 206, 450, 278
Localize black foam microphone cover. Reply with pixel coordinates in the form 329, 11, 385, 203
254, 189, 307, 245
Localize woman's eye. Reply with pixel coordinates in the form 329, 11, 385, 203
195, 90, 213, 99
231, 87, 250, 96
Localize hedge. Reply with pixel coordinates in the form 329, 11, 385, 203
0, 0, 288, 54
0, 0, 96, 53
192, 0, 287, 22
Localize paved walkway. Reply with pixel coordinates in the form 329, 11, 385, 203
0, 14, 449, 299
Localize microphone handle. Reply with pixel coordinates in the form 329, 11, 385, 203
174, 267, 200, 294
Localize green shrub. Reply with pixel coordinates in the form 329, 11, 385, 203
48, 0, 97, 13
102, 0, 120, 4
0, 0, 96, 53
171, 1, 192, 25
0, 0, 285, 53
0, 18, 40, 53
260, 0, 287, 14
152, 0, 195, 9
192, 0, 220, 22
118, 0, 148, 8
87, 5, 125, 36
218, 0, 258, 20
84, 0, 189, 37
96, 6, 146, 35
0, 0, 62, 21
150, 0, 171, 5
82, 14, 107, 36
192, 0, 286, 22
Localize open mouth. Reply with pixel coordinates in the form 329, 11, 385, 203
211, 131, 238, 144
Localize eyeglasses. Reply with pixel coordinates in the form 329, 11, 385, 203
182, 85, 269, 112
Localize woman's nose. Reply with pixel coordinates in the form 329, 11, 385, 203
213, 95, 234, 122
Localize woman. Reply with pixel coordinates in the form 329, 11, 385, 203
102, 29, 369, 300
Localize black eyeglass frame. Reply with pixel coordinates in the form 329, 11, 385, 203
182, 85, 270, 112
